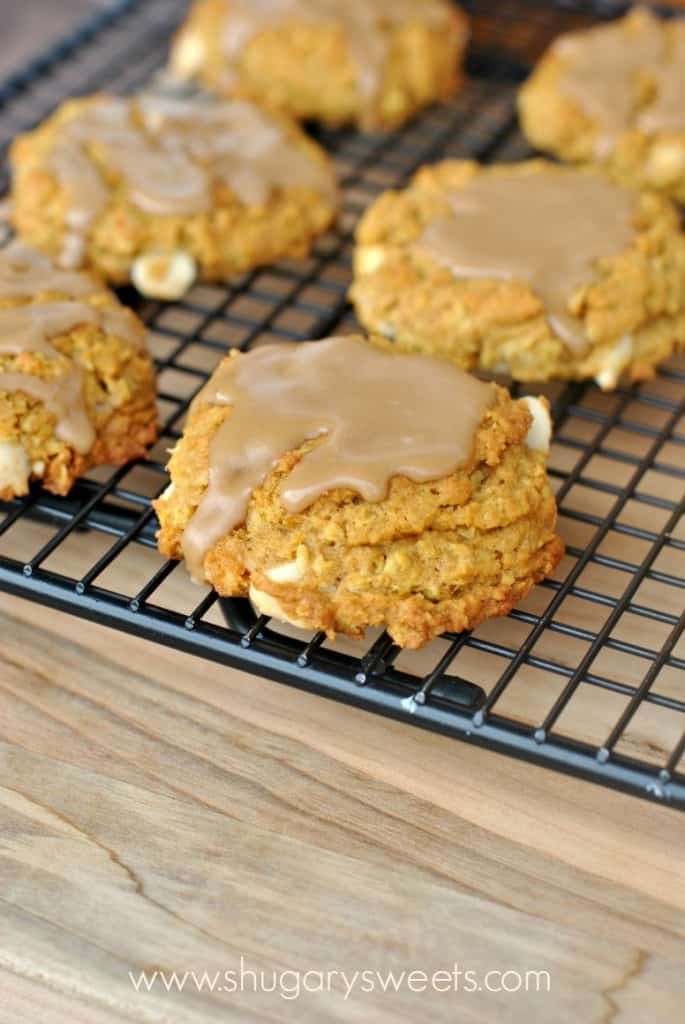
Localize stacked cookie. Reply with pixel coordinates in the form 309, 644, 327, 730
154, 337, 562, 649
2, 3, 684, 648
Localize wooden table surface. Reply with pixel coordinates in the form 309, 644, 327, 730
1, 2, 684, 1022
1, 590, 684, 1024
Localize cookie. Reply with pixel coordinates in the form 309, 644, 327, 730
351, 159, 685, 389
9, 92, 338, 298
169, 0, 469, 131
0, 242, 158, 500
154, 335, 563, 650
518, 8, 685, 203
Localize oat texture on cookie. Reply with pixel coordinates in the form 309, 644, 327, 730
351, 160, 685, 389
170, 0, 469, 130
155, 336, 563, 649
0, 242, 158, 499
10, 92, 339, 296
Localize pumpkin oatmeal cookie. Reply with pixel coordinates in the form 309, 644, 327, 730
518, 7, 685, 203
0, 243, 157, 499
155, 336, 563, 649
351, 159, 685, 389
169, 0, 469, 131
10, 92, 338, 299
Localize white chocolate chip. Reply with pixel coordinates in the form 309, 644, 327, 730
265, 560, 302, 583
131, 250, 197, 300
0, 441, 30, 494
249, 585, 310, 629
171, 32, 207, 78
59, 232, 86, 270
265, 544, 309, 583
522, 396, 552, 452
645, 142, 685, 188
594, 335, 632, 392
161, 482, 175, 500
355, 245, 387, 276
379, 321, 396, 340
295, 542, 310, 574
31, 460, 45, 475
594, 135, 615, 160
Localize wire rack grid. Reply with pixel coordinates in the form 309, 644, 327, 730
0, 0, 683, 807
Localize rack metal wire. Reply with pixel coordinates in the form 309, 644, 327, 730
0, 0, 683, 807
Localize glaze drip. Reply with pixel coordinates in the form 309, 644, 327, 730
0, 369, 94, 453
0, 242, 94, 297
0, 243, 145, 454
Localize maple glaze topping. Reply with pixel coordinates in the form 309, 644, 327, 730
0, 244, 145, 453
0, 369, 94, 453
417, 170, 636, 353
0, 301, 143, 356
0, 242, 94, 296
638, 22, 685, 135
219, 0, 451, 99
181, 336, 495, 582
41, 94, 336, 269
552, 8, 685, 150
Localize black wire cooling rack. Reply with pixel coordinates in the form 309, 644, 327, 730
0, 0, 683, 807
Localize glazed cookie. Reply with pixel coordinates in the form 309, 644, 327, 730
518, 8, 685, 202
169, 0, 469, 131
351, 160, 685, 389
0, 243, 157, 499
9, 92, 338, 298
155, 336, 563, 649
